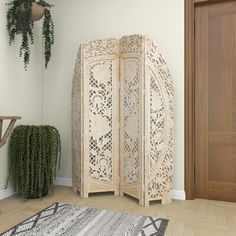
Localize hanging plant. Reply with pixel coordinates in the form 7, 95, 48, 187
7, 125, 61, 199
6, 0, 55, 69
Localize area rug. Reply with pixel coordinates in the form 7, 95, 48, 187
1, 202, 169, 236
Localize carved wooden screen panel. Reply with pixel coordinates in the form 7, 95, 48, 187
119, 35, 145, 205
119, 35, 174, 206
72, 39, 120, 197
144, 37, 175, 206
72, 35, 174, 205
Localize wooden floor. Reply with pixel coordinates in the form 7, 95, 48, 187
0, 186, 236, 235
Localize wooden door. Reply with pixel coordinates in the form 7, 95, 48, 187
195, 1, 236, 201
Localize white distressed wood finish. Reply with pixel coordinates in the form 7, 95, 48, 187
119, 35, 174, 206
72, 35, 174, 206
144, 36, 175, 206
72, 39, 120, 197
119, 35, 145, 205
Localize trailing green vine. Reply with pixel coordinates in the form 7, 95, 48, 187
6, 0, 55, 69
8, 125, 61, 199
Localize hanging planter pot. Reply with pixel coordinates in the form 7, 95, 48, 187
20, 2, 45, 21
6, 0, 55, 69
31, 2, 45, 21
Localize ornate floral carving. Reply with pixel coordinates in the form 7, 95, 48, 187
88, 61, 114, 183
120, 58, 141, 184
120, 35, 144, 55
83, 38, 119, 59
72, 35, 174, 204
145, 37, 174, 199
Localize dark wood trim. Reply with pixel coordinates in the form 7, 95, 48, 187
194, 0, 233, 3
185, 0, 195, 200
184, 0, 236, 200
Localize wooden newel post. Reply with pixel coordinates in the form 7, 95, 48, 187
0, 116, 21, 148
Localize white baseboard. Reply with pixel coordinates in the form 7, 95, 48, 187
171, 189, 186, 200
0, 178, 73, 201
55, 177, 186, 201
0, 186, 16, 200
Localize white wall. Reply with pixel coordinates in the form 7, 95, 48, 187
0, 2, 43, 189
43, 0, 184, 191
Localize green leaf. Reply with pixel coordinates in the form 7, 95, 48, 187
8, 125, 61, 199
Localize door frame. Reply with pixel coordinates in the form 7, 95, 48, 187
184, 0, 234, 200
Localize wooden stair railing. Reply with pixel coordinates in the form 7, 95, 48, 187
0, 116, 21, 148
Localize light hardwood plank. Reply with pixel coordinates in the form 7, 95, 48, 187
0, 187, 236, 236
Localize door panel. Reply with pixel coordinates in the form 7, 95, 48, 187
195, 1, 236, 201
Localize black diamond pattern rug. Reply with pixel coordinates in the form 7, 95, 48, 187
1, 202, 168, 236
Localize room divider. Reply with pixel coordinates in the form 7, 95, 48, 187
72, 35, 174, 206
